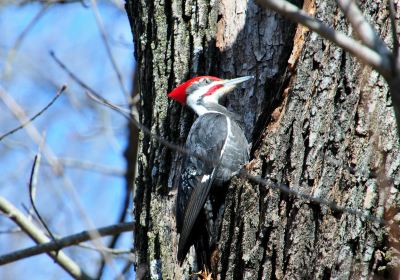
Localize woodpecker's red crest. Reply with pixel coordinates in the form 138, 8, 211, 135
167, 76, 222, 105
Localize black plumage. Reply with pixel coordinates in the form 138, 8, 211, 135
176, 110, 249, 263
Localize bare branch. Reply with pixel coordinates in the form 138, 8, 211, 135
54, 158, 125, 176
50, 50, 188, 156
0, 196, 93, 279
20, 0, 87, 5
0, 86, 63, 174
0, 221, 134, 266
239, 170, 386, 225
256, 0, 400, 139
336, 0, 389, 56
96, 68, 140, 280
255, 0, 392, 78
28, 144, 58, 245
12, 5, 49, 51
0, 85, 66, 141
90, 0, 130, 101
85, 86, 389, 227
0, 227, 22, 235
78, 243, 133, 257
50, 47, 389, 236
2, 4, 50, 78
50, 52, 137, 275
50, 51, 132, 112
0, 82, 118, 272
95, 189, 131, 278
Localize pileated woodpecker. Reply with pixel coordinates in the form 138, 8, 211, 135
168, 75, 252, 263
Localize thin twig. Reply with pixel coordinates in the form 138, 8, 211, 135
85, 90, 190, 155
83, 85, 390, 226
78, 243, 133, 257
47, 54, 122, 274
2, 5, 50, 78
0, 85, 63, 174
239, 171, 386, 225
90, 0, 130, 101
257, 0, 400, 140
0, 196, 93, 279
0, 85, 66, 141
0, 227, 22, 234
13, 5, 49, 51
96, 67, 139, 280
50, 44, 390, 237
49, 51, 130, 111
50, 51, 188, 156
1, 65, 118, 273
95, 189, 131, 278
0, 220, 134, 265
255, 0, 392, 78
28, 142, 59, 245
21, 203, 41, 226
20, 0, 86, 4
52, 158, 125, 177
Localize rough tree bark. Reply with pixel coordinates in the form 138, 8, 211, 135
125, 0, 400, 279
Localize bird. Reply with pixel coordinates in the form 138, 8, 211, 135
167, 75, 252, 264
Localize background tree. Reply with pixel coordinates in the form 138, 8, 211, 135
126, 0, 400, 279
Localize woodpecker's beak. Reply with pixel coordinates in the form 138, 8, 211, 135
216, 75, 254, 98
221, 76, 254, 87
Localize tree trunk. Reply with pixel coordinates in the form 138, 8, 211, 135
125, 0, 400, 279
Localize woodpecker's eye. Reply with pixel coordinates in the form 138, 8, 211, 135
186, 79, 209, 95
185, 77, 216, 96
200, 78, 212, 85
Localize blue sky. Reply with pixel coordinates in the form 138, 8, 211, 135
0, 1, 135, 279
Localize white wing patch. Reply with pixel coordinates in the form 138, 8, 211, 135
201, 175, 210, 183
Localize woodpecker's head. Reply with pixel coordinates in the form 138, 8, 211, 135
168, 75, 253, 115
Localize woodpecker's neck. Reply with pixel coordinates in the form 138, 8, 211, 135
187, 96, 222, 116
187, 98, 242, 125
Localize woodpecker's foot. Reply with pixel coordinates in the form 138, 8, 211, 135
210, 248, 219, 279
244, 158, 258, 171
191, 265, 214, 280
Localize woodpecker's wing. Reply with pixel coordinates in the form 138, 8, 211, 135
176, 113, 228, 262
177, 169, 217, 262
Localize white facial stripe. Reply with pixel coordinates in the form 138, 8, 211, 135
186, 81, 238, 116
187, 82, 222, 115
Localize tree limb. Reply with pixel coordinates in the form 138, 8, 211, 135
0, 219, 134, 265
0, 196, 93, 279
89, 0, 129, 101
82, 83, 389, 226
336, 0, 389, 55
0, 85, 66, 141
255, 0, 392, 78
28, 141, 59, 246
